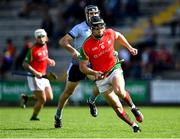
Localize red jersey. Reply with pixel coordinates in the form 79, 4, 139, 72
81, 29, 117, 73
25, 44, 48, 74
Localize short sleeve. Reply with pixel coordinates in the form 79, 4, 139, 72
24, 48, 31, 63
79, 47, 88, 61
68, 24, 80, 38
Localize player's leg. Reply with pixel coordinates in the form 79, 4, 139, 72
56, 81, 79, 117
111, 69, 144, 123
30, 90, 46, 120
27, 77, 48, 120
20, 93, 36, 108
25, 76, 43, 106
103, 89, 141, 133
54, 64, 87, 128
87, 85, 98, 117
54, 81, 79, 128
44, 80, 53, 101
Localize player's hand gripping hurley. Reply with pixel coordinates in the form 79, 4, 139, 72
94, 59, 124, 81
12, 71, 58, 81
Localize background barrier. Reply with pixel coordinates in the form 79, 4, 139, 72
0, 80, 150, 106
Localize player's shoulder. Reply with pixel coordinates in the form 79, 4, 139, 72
106, 28, 115, 33
30, 44, 36, 50
105, 28, 116, 36
72, 21, 87, 29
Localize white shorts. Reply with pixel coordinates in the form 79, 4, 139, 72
95, 68, 123, 93
27, 76, 51, 91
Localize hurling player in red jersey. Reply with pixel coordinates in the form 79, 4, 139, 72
79, 16, 143, 133
22, 29, 55, 120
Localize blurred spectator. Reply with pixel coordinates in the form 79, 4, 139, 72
41, 14, 54, 47
14, 36, 32, 71
141, 46, 153, 79
54, 0, 68, 48
18, 0, 52, 18
174, 41, 180, 70
103, 0, 121, 26
154, 44, 174, 75
41, 14, 54, 39
0, 38, 16, 79
129, 57, 141, 79
0, 0, 11, 8
140, 17, 158, 47
118, 47, 131, 78
170, 8, 180, 37
124, 0, 140, 22
61, 0, 86, 26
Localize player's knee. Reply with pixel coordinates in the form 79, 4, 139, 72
47, 95, 53, 101
38, 96, 46, 104
114, 87, 126, 98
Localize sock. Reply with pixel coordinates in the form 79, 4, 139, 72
55, 108, 63, 119
118, 110, 134, 126
88, 95, 97, 103
123, 91, 135, 108
132, 122, 138, 127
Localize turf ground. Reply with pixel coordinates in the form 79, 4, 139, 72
0, 106, 180, 138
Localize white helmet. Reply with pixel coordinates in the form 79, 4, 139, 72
85, 5, 100, 25
34, 29, 47, 39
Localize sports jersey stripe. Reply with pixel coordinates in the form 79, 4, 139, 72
66, 63, 73, 80
81, 35, 92, 60
30, 47, 34, 62
68, 32, 75, 39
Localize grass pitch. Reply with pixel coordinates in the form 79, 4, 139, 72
0, 106, 180, 138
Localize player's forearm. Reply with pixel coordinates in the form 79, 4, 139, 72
59, 38, 79, 57
117, 32, 133, 50
59, 35, 74, 53
47, 58, 55, 66
79, 64, 96, 76
22, 62, 38, 75
64, 44, 78, 54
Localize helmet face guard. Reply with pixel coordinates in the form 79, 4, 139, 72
85, 5, 100, 25
90, 16, 105, 39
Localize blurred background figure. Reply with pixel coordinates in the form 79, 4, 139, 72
41, 14, 54, 47
141, 17, 158, 48
0, 38, 16, 80
169, 8, 180, 37
14, 35, 32, 71
124, 0, 140, 23
18, 0, 52, 18
154, 44, 175, 75
141, 46, 154, 79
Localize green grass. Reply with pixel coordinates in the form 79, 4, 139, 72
0, 106, 180, 138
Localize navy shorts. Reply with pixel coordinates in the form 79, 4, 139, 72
67, 64, 86, 82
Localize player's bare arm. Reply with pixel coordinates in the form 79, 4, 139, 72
22, 61, 42, 78
59, 34, 80, 59
79, 60, 103, 80
115, 32, 138, 56
47, 58, 56, 66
